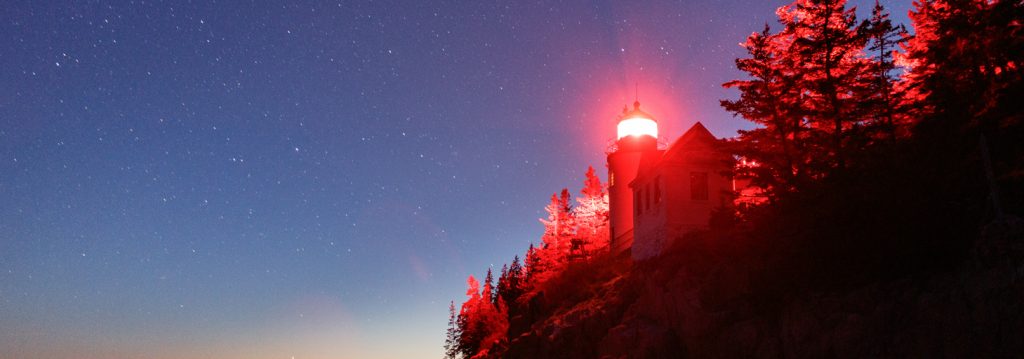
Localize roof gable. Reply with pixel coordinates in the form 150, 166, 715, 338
662, 122, 718, 160
629, 122, 722, 188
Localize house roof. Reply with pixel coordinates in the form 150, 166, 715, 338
630, 122, 721, 188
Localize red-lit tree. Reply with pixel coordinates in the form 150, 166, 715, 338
456, 276, 483, 356
523, 243, 543, 290
482, 268, 494, 305
860, 0, 911, 141
506, 256, 523, 300
901, 0, 1023, 136
723, 24, 809, 196
898, 0, 1024, 215
457, 275, 509, 358
495, 264, 508, 305
574, 166, 609, 255
779, 0, 870, 172
496, 256, 524, 307
538, 189, 575, 273
725, 0, 887, 197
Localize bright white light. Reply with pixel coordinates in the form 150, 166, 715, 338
617, 117, 658, 139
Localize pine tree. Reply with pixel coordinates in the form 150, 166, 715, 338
899, 0, 1024, 215
538, 189, 575, 270
444, 301, 461, 359
861, 0, 910, 141
722, 24, 809, 195
456, 274, 509, 358
902, 0, 1023, 135
780, 0, 869, 171
556, 189, 575, 258
725, 0, 875, 195
457, 276, 482, 357
574, 166, 610, 255
482, 268, 494, 306
504, 255, 524, 306
494, 265, 508, 305
524, 243, 543, 290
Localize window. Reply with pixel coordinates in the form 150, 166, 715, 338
654, 176, 661, 204
645, 184, 651, 211
690, 172, 708, 200
635, 189, 641, 215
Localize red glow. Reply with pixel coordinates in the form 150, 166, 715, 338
578, 80, 688, 153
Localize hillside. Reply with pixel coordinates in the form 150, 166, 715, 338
503, 218, 1023, 358
444, 1, 1024, 357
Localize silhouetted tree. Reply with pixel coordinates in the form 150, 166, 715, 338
899, 0, 1024, 215
524, 243, 543, 290
495, 256, 525, 310
482, 268, 494, 306
505, 255, 523, 304
780, 0, 869, 171
494, 264, 508, 305
444, 301, 461, 359
723, 24, 808, 196
860, 0, 910, 141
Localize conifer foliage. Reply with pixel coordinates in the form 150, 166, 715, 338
575, 166, 611, 256
446, 168, 611, 358
725, 0, 912, 197
724, 0, 1023, 280
443, 301, 460, 359
861, 0, 910, 141
452, 275, 508, 359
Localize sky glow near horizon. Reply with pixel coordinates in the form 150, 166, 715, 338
0, 1, 910, 358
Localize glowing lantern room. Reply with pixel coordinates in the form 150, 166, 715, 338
616, 101, 658, 140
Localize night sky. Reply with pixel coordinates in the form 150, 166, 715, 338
1, 1, 910, 358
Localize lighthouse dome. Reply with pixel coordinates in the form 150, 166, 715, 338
616, 101, 658, 140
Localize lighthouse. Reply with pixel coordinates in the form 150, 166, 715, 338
607, 100, 663, 254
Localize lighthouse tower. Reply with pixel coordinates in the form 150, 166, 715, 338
607, 101, 662, 254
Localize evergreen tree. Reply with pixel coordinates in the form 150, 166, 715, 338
524, 243, 542, 290
556, 189, 575, 257
725, 0, 877, 196
482, 268, 494, 306
457, 276, 483, 357
861, 0, 910, 141
902, 0, 1023, 136
538, 189, 575, 271
780, 0, 869, 171
444, 301, 461, 359
456, 274, 509, 358
574, 166, 610, 255
494, 264, 508, 305
503, 255, 524, 306
722, 24, 809, 196
899, 0, 1024, 214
